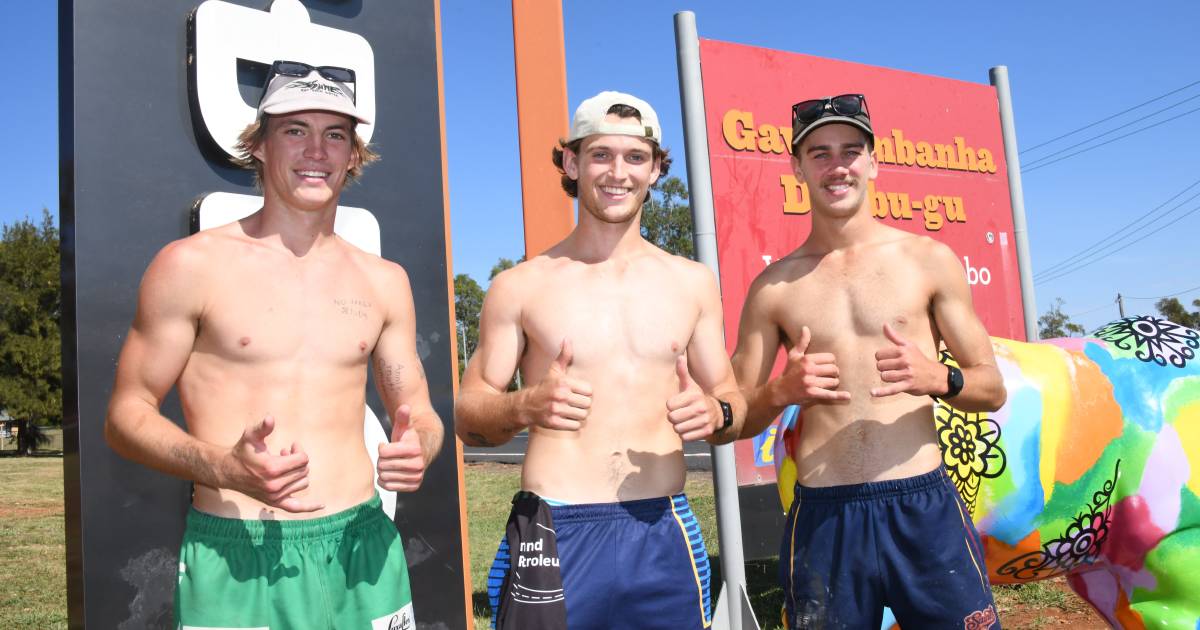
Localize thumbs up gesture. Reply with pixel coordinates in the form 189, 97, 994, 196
666, 355, 718, 442
771, 326, 850, 407
519, 339, 593, 431
224, 414, 324, 513
870, 323, 944, 398
377, 404, 427, 492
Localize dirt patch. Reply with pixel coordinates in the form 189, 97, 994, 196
995, 578, 1104, 629
0, 505, 60, 519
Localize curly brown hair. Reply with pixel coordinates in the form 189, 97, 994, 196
231, 114, 379, 188
551, 104, 671, 204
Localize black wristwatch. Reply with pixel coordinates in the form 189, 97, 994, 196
716, 399, 734, 431
941, 365, 964, 399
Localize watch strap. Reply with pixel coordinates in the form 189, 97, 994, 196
717, 399, 733, 431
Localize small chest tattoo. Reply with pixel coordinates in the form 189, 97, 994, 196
333, 297, 372, 320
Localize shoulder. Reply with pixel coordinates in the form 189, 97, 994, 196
660, 251, 716, 286
748, 249, 810, 294
141, 227, 241, 289
346, 249, 416, 322
355, 247, 412, 289
135, 229, 244, 316
903, 235, 962, 272
487, 255, 553, 298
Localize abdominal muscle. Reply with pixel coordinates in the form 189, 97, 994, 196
791, 335, 943, 488
521, 366, 687, 504
179, 356, 377, 520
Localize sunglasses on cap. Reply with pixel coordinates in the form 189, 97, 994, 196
792, 94, 869, 125
266, 60, 357, 101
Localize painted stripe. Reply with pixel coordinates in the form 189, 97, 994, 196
670, 496, 713, 628
786, 500, 800, 619
951, 491, 990, 593
488, 537, 511, 629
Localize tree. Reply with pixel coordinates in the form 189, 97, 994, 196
1037, 298, 1085, 339
641, 176, 694, 259
0, 209, 61, 454
489, 256, 523, 281
453, 274, 484, 377
1154, 297, 1200, 329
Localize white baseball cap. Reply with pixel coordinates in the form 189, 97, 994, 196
567, 91, 661, 144
257, 65, 370, 125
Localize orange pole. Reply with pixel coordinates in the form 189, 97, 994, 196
512, 0, 573, 258
432, 1, 474, 623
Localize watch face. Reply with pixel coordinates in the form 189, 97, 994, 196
948, 366, 965, 396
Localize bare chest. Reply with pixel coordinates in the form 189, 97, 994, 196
522, 269, 700, 367
779, 256, 935, 348
196, 265, 383, 366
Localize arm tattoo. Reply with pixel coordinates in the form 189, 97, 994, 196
375, 359, 406, 393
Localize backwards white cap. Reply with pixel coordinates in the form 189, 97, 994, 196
567, 91, 661, 144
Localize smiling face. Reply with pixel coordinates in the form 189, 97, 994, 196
564, 114, 662, 226
792, 122, 878, 220
252, 110, 358, 212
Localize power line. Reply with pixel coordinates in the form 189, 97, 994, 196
1034, 188, 1200, 280
1035, 201, 1200, 285
1021, 92, 1200, 170
1034, 178, 1200, 278
1124, 283, 1200, 301
1021, 79, 1200, 154
1022, 104, 1200, 174
1067, 301, 1119, 319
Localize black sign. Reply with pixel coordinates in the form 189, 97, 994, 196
60, 1, 466, 627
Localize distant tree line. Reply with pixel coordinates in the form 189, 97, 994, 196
1038, 294, 1200, 340
0, 210, 61, 454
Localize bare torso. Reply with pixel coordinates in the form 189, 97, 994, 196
510, 247, 708, 502
766, 231, 944, 487
179, 221, 390, 518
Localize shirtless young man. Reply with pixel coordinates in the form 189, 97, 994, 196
732, 95, 1008, 629
105, 61, 441, 629
456, 91, 745, 630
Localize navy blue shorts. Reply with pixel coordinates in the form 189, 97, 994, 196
490, 494, 712, 630
780, 467, 999, 629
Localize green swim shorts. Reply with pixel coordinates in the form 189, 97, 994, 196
175, 494, 413, 630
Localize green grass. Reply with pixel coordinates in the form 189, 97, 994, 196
994, 580, 1074, 610
0, 456, 1091, 630
0, 455, 68, 629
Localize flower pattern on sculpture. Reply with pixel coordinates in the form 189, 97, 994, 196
935, 351, 1006, 516
1092, 316, 1199, 368
995, 460, 1120, 581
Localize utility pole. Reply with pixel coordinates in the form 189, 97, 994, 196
1117, 293, 1126, 318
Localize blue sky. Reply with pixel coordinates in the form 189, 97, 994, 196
6, 1, 1200, 334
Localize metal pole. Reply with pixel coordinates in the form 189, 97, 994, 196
674, 11, 757, 630
1117, 293, 1126, 317
990, 66, 1039, 341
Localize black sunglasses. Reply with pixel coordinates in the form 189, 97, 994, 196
792, 94, 868, 125
267, 60, 357, 99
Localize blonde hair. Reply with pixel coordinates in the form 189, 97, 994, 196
231, 115, 380, 187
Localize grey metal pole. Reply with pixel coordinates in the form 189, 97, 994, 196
1118, 293, 1126, 317
674, 11, 758, 630
990, 66, 1039, 341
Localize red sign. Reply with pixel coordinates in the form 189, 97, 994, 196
698, 39, 1026, 485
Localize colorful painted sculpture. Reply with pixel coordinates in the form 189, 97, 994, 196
774, 316, 1200, 628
